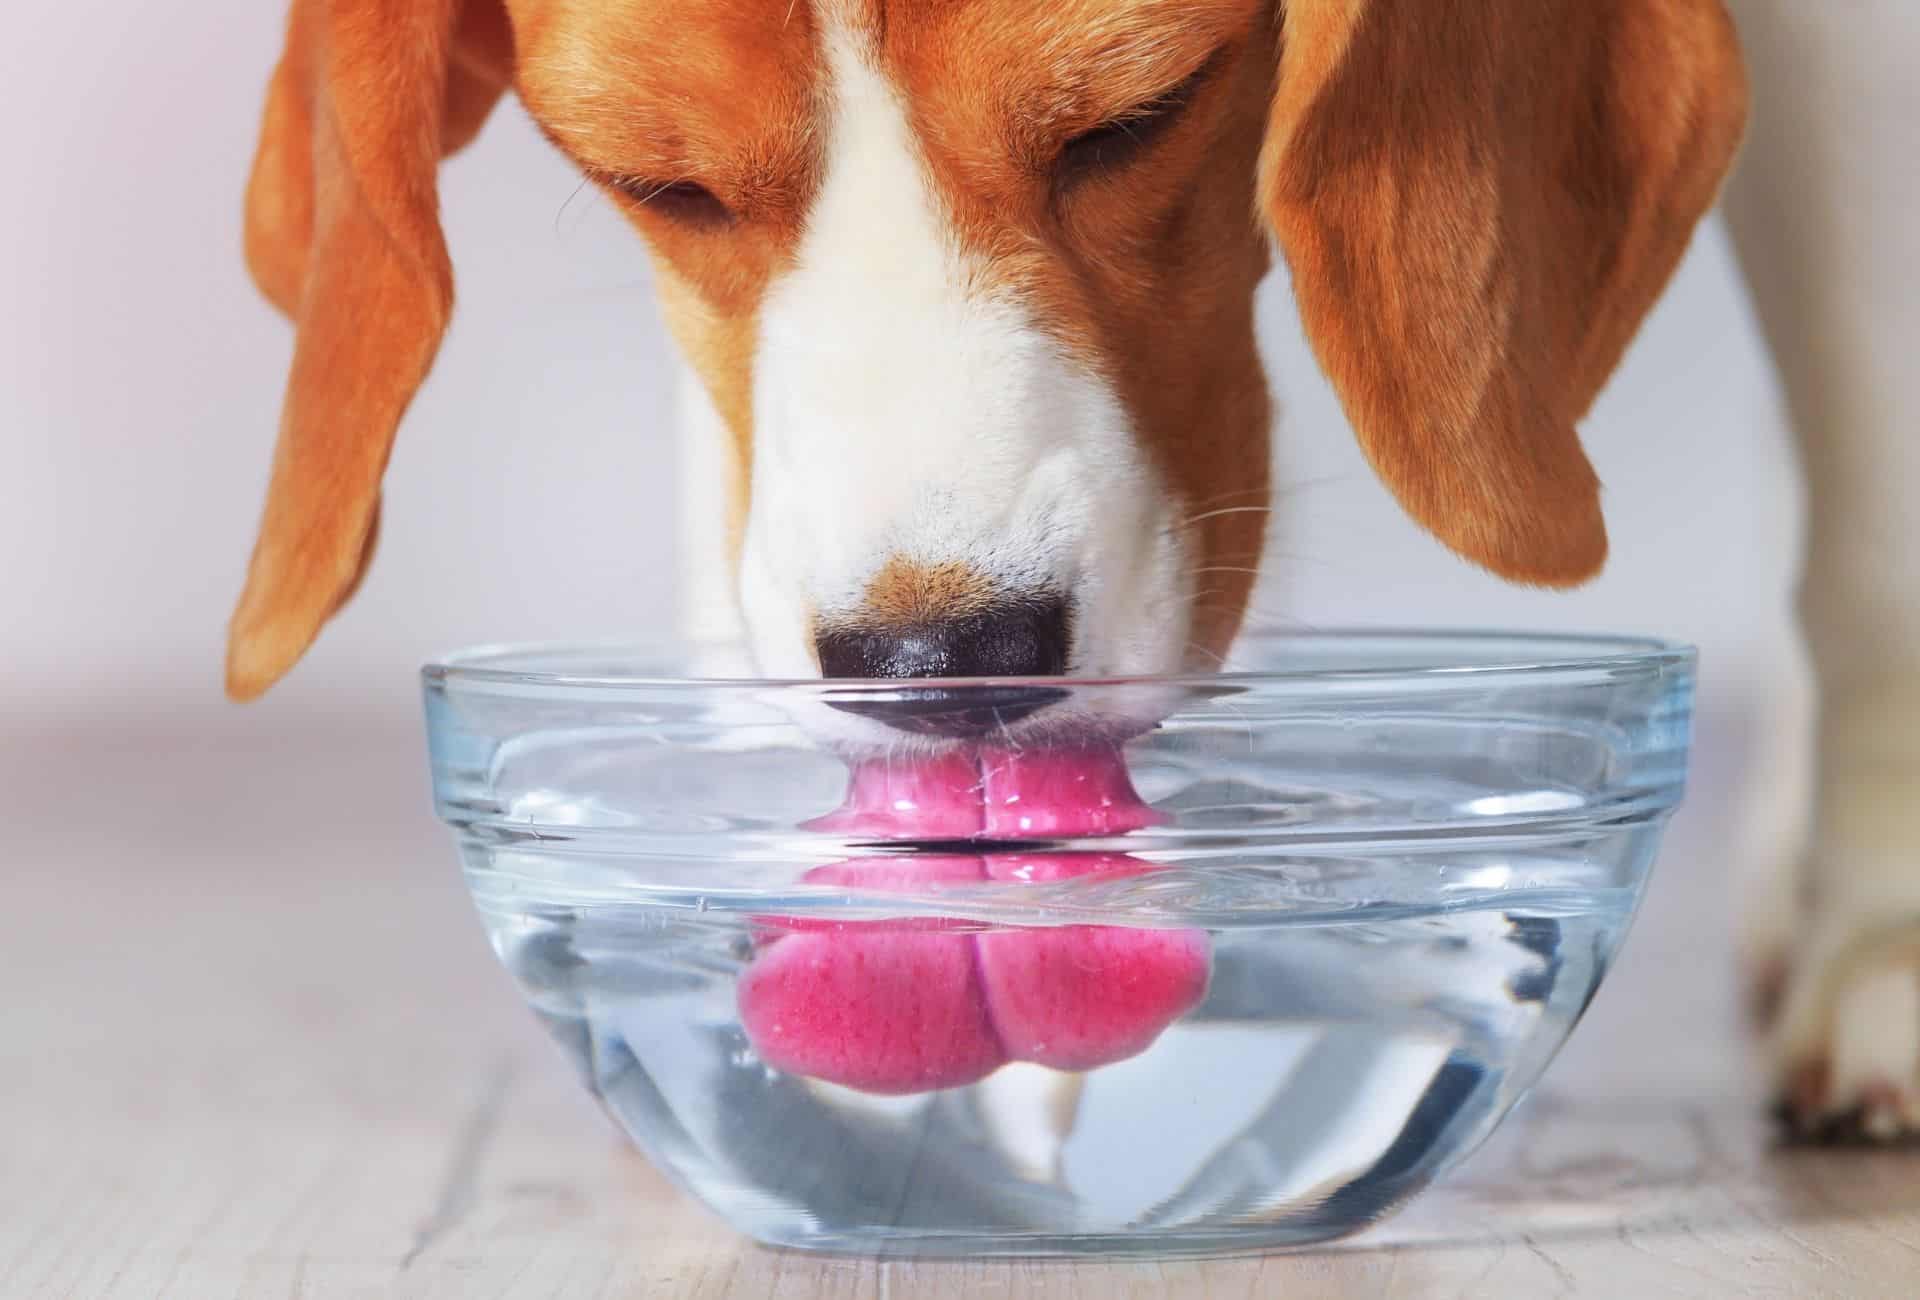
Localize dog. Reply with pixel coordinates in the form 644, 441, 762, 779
223, 0, 1916, 1140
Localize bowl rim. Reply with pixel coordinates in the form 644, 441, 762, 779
422, 628, 1696, 693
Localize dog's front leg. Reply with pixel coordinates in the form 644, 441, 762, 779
1722, 0, 1920, 1139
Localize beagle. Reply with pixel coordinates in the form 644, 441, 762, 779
224, 0, 1919, 1141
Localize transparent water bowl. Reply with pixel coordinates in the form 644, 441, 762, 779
424, 631, 1694, 1258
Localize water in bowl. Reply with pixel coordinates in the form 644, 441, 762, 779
467, 842, 1643, 1256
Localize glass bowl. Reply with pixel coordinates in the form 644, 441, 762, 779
423, 631, 1693, 1257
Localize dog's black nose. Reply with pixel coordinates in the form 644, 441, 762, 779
818, 597, 1070, 679
816, 596, 1071, 736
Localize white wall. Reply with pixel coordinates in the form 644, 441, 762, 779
3, 0, 1801, 753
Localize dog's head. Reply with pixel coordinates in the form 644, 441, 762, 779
226, 0, 1746, 700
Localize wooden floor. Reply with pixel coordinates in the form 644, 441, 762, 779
6, 708, 1919, 1299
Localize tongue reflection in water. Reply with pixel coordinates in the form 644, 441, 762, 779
737, 746, 1213, 1095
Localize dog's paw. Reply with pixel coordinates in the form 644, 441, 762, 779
1772, 922, 1920, 1143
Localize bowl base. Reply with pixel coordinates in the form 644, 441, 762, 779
738, 1219, 1388, 1260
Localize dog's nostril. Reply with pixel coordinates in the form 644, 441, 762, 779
816, 595, 1071, 736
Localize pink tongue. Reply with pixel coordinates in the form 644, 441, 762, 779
804, 750, 993, 839
739, 858, 1006, 1095
975, 855, 1210, 1073
738, 748, 1210, 1095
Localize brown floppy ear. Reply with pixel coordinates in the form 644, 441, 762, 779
227, 0, 512, 700
1262, 0, 1747, 585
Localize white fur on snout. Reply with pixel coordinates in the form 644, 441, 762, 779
737, 23, 1190, 687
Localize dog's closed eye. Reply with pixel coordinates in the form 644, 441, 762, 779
1054, 56, 1217, 187
608, 176, 734, 229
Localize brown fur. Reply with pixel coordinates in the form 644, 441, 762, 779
1264, 0, 1748, 585
228, 0, 1748, 697
228, 0, 515, 700
861, 558, 1000, 627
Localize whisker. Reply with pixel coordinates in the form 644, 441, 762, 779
1192, 608, 1319, 633
1177, 475, 1353, 517
1188, 593, 1324, 630
1183, 640, 1230, 669
1192, 549, 1276, 562
1235, 609, 1326, 634
1180, 505, 1273, 529
1177, 486, 1273, 513
1182, 670, 1259, 751
553, 175, 596, 236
